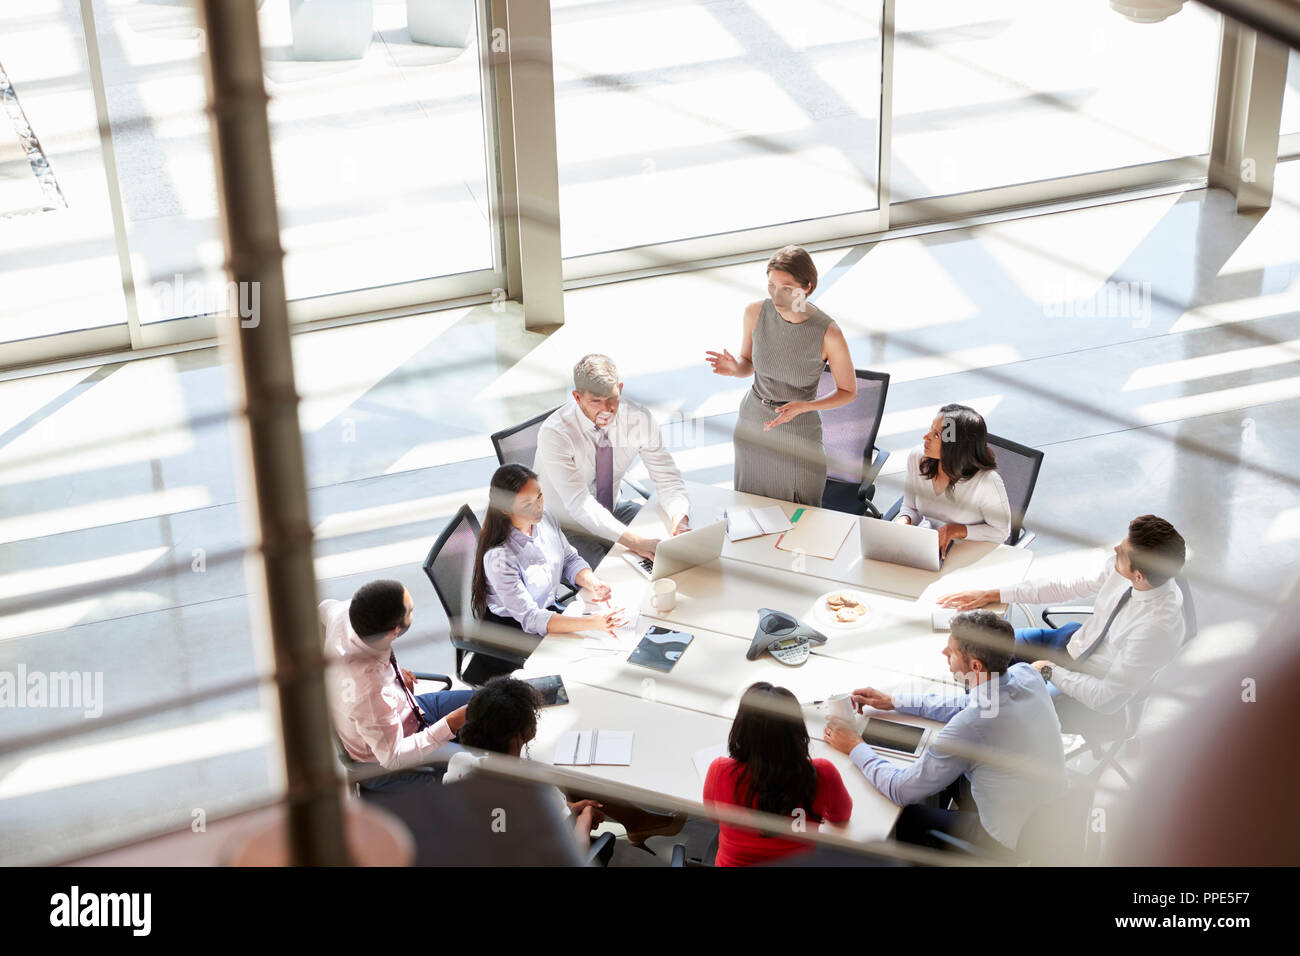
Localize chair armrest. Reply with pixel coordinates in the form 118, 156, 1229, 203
1041, 607, 1095, 629
586, 831, 616, 867
882, 495, 903, 522
859, 446, 890, 499
621, 477, 651, 501
671, 843, 687, 867
925, 829, 982, 856
412, 672, 453, 691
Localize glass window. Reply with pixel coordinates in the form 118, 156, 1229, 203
891, 0, 1220, 203
1281, 45, 1300, 143
551, 0, 883, 258
1, 4, 129, 344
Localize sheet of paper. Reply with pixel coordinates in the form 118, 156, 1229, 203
583, 609, 639, 648
692, 742, 728, 781
775, 508, 856, 560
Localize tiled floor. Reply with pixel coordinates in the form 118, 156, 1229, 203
2, 162, 1299, 863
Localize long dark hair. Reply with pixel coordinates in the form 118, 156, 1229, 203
471, 463, 538, 619
919, 403, 997, 490
727, 682, 819, 820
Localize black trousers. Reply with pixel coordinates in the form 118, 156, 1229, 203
463, 608, 552, 685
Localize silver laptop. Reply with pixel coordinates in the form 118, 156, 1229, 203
860, 518, 943, 572
623, 520, 727, 581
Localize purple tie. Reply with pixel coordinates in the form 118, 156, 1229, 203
390, 652, 429, 730
594, 426, 614, 512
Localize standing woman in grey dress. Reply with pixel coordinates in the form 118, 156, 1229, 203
705, 245, 857, 506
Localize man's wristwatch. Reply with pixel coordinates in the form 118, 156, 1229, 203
1040, 664, 1053, 683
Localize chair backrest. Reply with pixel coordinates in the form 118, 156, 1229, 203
423, 504, 482, 640
491, 406, 561, 469
1174, 574, 1197, 644
1121, 574, 1199, 737
818, 367, 889, 485
986, 433, 1044, 546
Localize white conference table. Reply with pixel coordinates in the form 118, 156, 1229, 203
519, 480, 1035, 847
525, 680, 927, 844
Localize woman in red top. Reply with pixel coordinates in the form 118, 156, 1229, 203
703, 682, 853, 866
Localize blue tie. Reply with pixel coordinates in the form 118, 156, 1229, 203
594, 426, 614, 511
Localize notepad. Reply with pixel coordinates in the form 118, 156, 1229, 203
774, 507, 856, 560
554, 729, 634, 766
725, 505, 794, 541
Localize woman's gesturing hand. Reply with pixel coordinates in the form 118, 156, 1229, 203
705, 349, 740, 376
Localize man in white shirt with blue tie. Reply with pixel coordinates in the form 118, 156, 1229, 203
940, 514, 1188, 737
536, 354, 691, 568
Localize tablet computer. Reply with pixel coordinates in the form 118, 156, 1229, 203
860, 717, 928, 757
524, 674, 569, 707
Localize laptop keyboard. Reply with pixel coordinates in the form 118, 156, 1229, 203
634, 556, 654, 575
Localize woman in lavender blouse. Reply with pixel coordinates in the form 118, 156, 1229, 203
468, 464, 624, 681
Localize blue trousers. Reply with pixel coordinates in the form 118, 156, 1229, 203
359, 689, 474, 792
1013, 623, 1080, 661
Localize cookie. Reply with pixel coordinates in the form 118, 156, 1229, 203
836, 606, 863, 622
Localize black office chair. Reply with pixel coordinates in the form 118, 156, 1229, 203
363, 773, 616, 866
818, 366, 890, 516
490, 405, 651, 500
880, 432, 1042, 548
1043, 574, 1198, 786
423, 504, 540, 684
491, 406, 558, 470
986, 434, 1044, 548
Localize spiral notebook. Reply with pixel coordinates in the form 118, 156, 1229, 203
554, 729, 634, 766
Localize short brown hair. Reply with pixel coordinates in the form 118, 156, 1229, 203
950, 610, 1016, 676
766, 245, 817, 294
1127, 515, 1186, 587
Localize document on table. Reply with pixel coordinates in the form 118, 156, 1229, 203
931, 607, 958, 631
582, 610, 640, 649
726, 505, 793, 541
554, 730, 634, 766
692, 743, 728, 782
774, 507, 856, 560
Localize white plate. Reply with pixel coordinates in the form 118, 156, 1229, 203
812, 590, 873, 630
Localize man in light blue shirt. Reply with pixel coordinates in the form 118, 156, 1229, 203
825, 610, 1066, 855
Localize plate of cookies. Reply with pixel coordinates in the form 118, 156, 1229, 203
815, 590, 870, 628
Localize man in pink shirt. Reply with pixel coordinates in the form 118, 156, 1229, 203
321, 579, 473, 790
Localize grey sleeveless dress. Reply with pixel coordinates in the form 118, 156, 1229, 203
733, 299, 832, 506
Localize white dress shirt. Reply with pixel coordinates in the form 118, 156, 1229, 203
848, 662, 1066, 850
319, 598, 455, 770
899, 447, 1012, 543
1001, 559, 1185, 714
536, 396, 689, 542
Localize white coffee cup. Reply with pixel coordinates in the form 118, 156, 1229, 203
651, 578, 677, 612
825, 693, 856, 721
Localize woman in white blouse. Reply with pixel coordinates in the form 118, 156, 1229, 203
896, 404, 1012, 556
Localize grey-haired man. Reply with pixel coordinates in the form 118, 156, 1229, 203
535, 354, 691, 569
